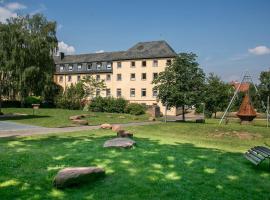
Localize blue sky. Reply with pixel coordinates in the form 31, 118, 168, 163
0, 0, 270, 82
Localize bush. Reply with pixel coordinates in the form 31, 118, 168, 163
1, 100, 21, 108
125, 103, 146, 115
89, 97, 128, 113
25, 96, 42, 107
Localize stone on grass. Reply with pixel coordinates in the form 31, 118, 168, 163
103, 138, 136, 148
148, 117, 156, 121
118, 116, 126, 119
100, 123, 112, 129
112, 125, 123, 132
117, 130, 133, 138
69, 115, 82, 120
53, 167, 105, 188
72, 119, 88, 125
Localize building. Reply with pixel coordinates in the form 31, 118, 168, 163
54, 40, 178, 115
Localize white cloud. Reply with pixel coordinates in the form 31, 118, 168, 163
58, 41, 75, 55
0, 2, 26, 23
95, 50, 105, 53
248, 45, 270, 55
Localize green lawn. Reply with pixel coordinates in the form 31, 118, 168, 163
0, 108, 150, 127
0, 121, 270, 199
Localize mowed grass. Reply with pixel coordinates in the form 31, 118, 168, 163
0, 121, 270, 200
0, 108, 149, 127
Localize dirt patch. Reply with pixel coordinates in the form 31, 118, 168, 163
210, 131, 262, 140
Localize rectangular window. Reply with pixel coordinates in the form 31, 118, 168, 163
96, 75, 100, 81
106, 74, 111, 81
78, 64, 82, 70
96, 89, 100, 96
117, 74, 122, 81
117, 88, 122, 97
87, 64, 92, 70
59, 76, 63, 82
142, 60, 147, 67
117, 62, 121, 68
68, 65, 73, 71
130, 73, 136, 81
106, 89, 111, 97
77, 75, 81, 81
153, 73, 158, 80
68, 75, 72, 82
152, 89, 158, 97
131, 61, 136, 68
97, 63, 101, 70
141, 73, 147, 80
153, 60, 158, 67
60, 65, 64, 71
130, 88, 135, 97
141, 88, 146, 97
107, 63, 112, 70
166, 59, 172, 66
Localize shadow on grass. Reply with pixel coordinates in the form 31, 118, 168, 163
0, 134, 269, 200
0, 115, 50, 121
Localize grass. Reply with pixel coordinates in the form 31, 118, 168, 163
0, 108, 149, 127
0, 120, 270, 199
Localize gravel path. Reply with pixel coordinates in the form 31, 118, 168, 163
0, 121, 160, 138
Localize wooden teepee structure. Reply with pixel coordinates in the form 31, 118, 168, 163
236, 93, 257, 123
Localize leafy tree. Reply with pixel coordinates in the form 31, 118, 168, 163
81, 76, 106, 99
153, 53, 205, 121
258, 70, 270, 110
204, 73, 232, 118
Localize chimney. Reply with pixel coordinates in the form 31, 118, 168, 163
60, 52, 65, 60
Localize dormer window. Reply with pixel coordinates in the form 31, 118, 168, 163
87, 63, 92, 70
97, 63, 101, 70
68, 65, 73, 71
60, 65, 64, 71
166, 59, 172, 66
107, 63, 112, 70
78, 64, 82, 71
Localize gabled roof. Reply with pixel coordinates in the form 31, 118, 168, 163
54, 40, 177, 64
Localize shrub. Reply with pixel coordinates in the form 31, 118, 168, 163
89, 97, 127, 113
25, 96, 42, 107
125, 103, 146, 115
1, 100, 21, 108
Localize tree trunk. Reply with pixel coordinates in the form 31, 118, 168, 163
214, 112, 217, 118
182, 105, 185, 121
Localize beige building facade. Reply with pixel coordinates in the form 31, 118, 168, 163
54, 41, 178, 115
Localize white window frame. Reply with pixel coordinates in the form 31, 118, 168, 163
130, 73, 136, 81
153, 59, 158, 67
130, 88, 135, 97
68, 65, 73, 71
141, 88, 146, 97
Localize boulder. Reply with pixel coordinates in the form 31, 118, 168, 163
103, 138, 136, 148
112, 125, 123, 132
53, 167, 105, 188
72, 119, 88, 125
69, 115, 82, 120
117, 130, 133, 138
100, 123, 112, 129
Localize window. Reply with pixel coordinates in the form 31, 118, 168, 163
60, 65, 64, 71
96, 75, 100, 81
68, 65, 73, 71
77, 75, 81, 81
130, 73, 136, 81
59, 76, 63, 82
131, 61, 136, 68
141, 88, 146, 97
117, 62, 121, 68
97, 63, 101, 70
152, 89, 158, 97
141, 73, 147, 80
107, 63, 112, 70
96, 89, 100, 96
106, 74, 111, 81
78, 64, 82, 71
87, 64, 92, 70
117, 88, 121, 97
153, 60, 158, 67
166, 59, 172, 66
106, 89, 111, 97
130, 88, 135, 97
68, 75, 72, 82
153, 73, 158, 80
117, 74, 122, 81
142, 60, 147, 67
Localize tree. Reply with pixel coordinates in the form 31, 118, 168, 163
81, 76, 106, 99
153, 53, 205, 121
204, 73, 232, 118
258, 70, 270, 110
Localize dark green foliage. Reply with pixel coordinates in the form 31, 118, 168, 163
1, 100, 21, 108
125, 103, 146, 115
258, 71, 270, 111
89, 97, 128, 113
24, 96, 42, 107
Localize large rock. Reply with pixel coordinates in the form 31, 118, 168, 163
112, 125, 123, 132
117, 130, 133, 138
72, 119, 88, 125
100, 123, 112, 129
53, 167, 105, 188
103, 138, 136, 148
69, 115, 82, 120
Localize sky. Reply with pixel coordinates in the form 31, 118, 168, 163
0, 0, 270, 82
